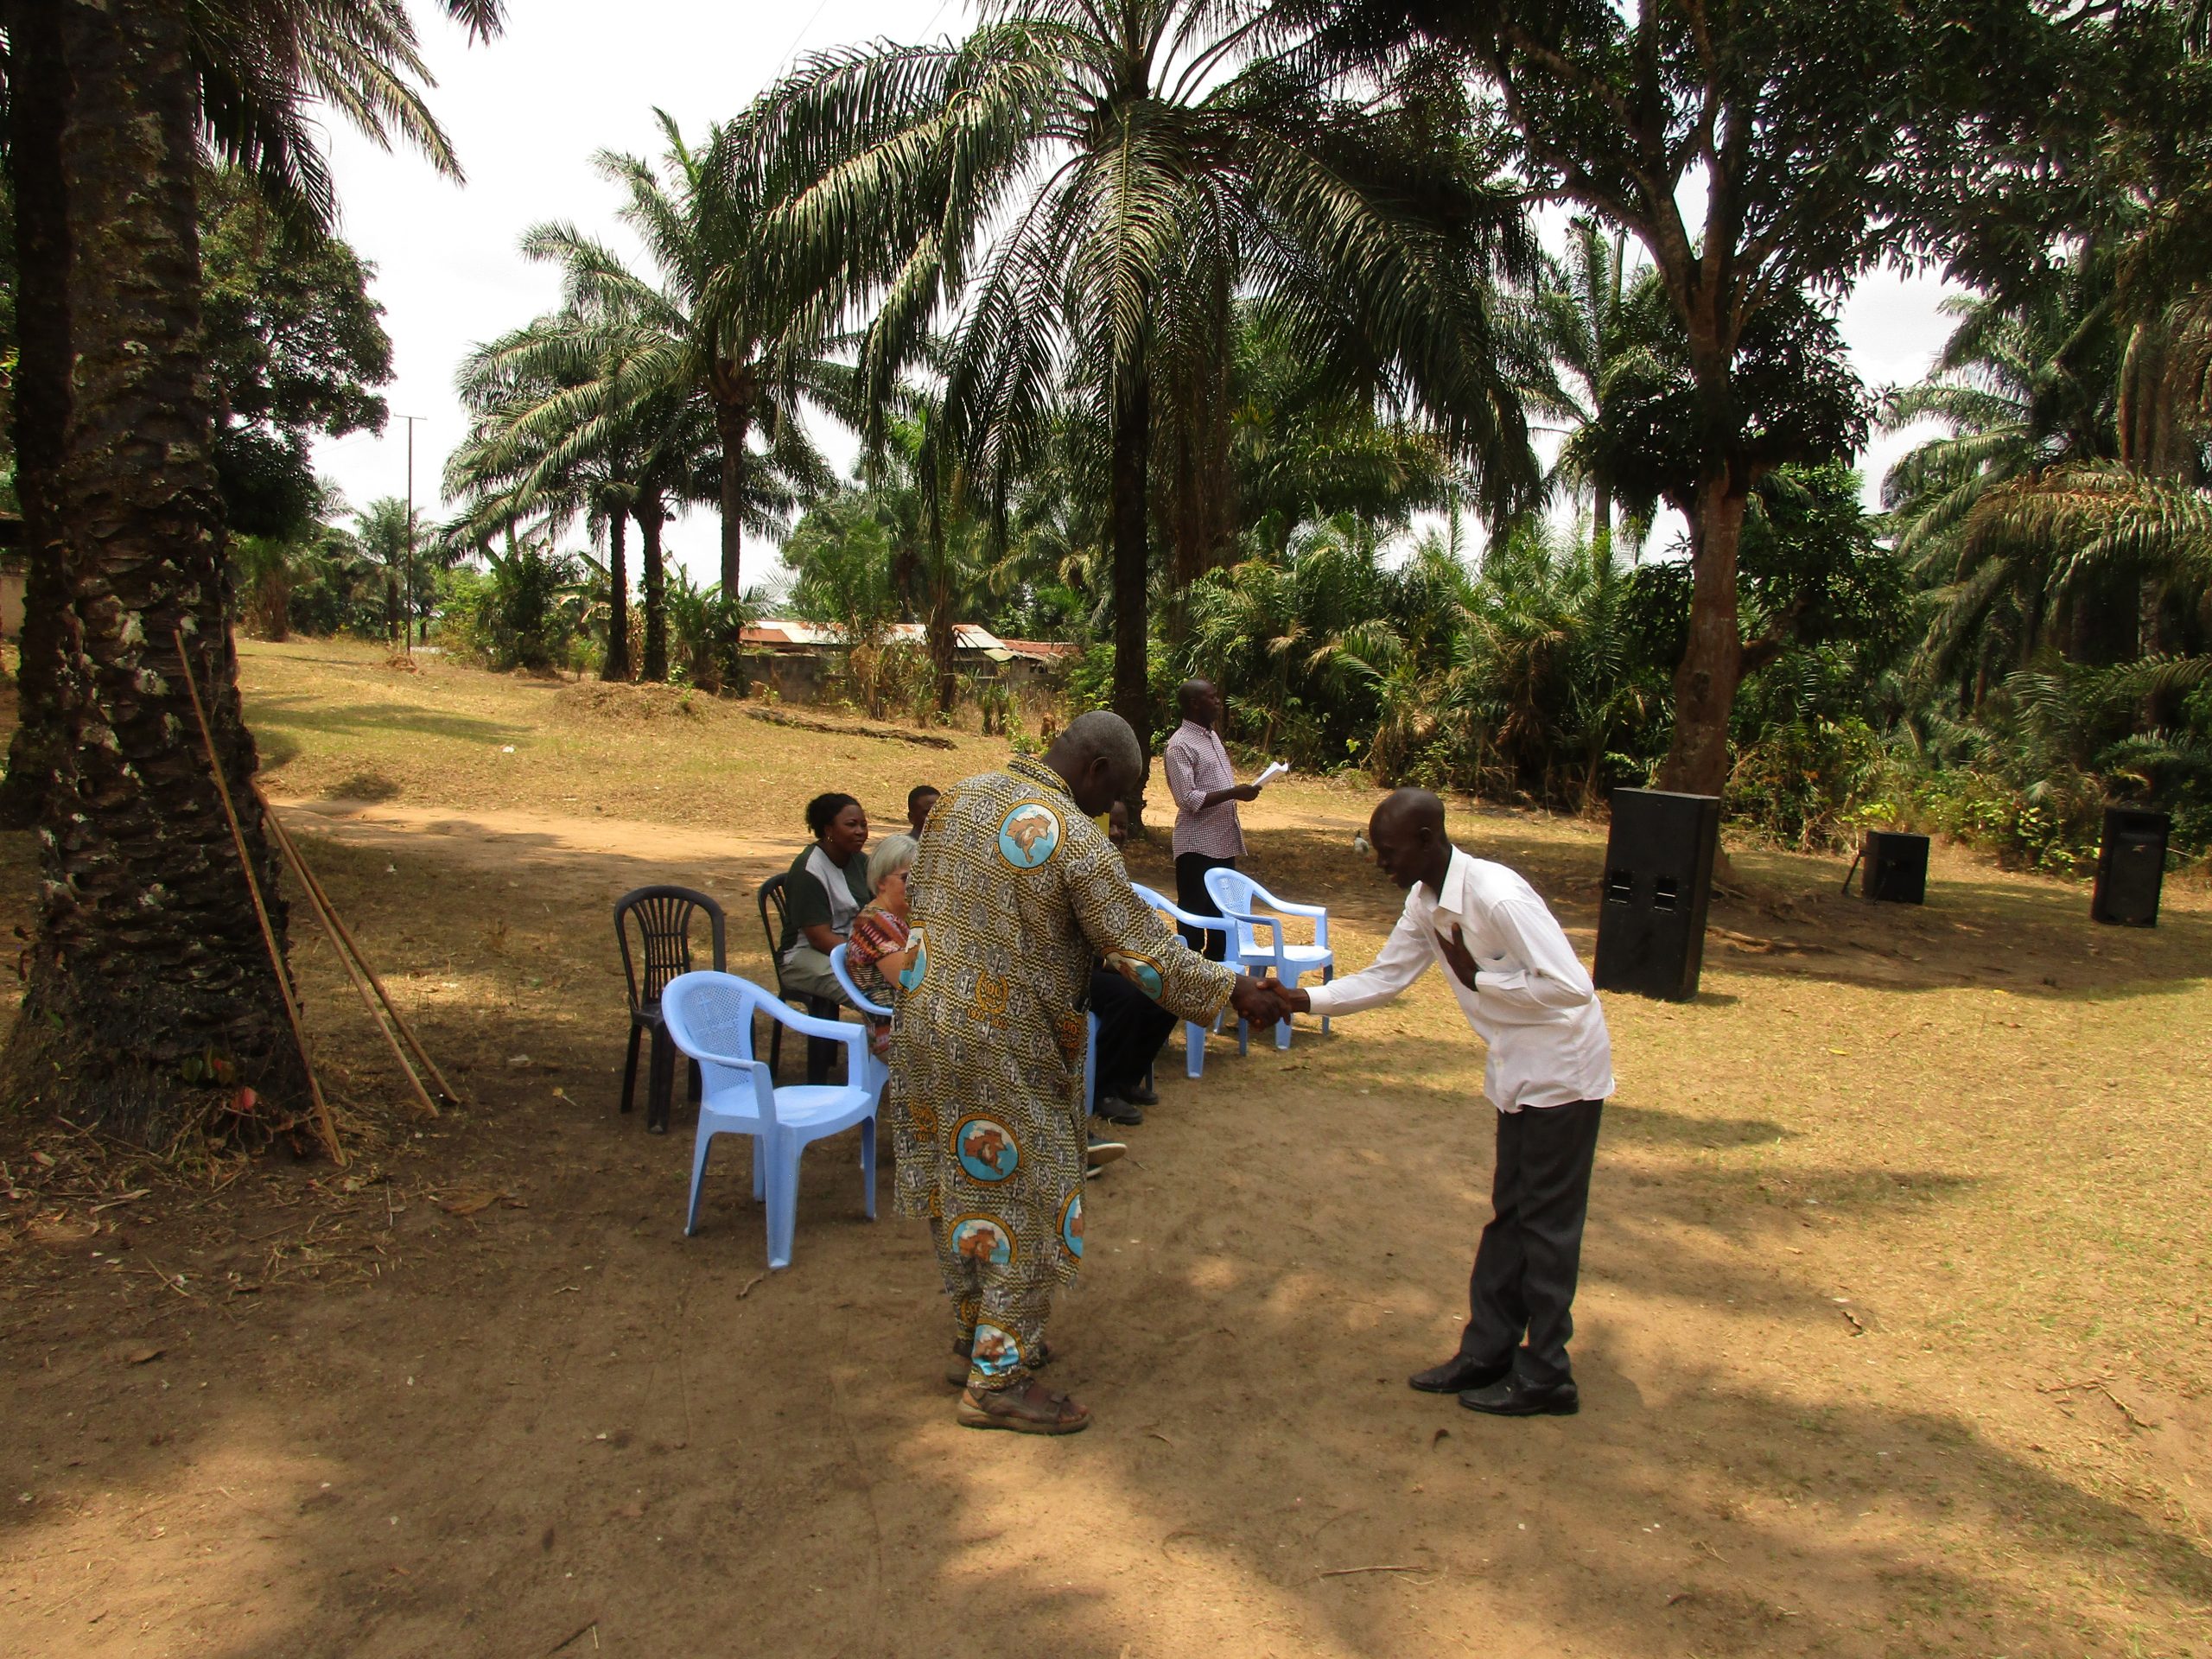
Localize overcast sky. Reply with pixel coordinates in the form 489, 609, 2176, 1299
312, 0, 1956, 584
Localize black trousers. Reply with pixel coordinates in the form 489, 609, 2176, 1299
1458, 1099, 1605, 1388
1089, 968, 1174, 1109
1173, 852, 1236, 961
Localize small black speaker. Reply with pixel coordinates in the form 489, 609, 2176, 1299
1593, 788, 1719, 1002
2092, 806, 2170, 926
1859, 830, 1929, 905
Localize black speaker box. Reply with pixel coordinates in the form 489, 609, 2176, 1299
1592, 788, 1719, 1002
2092, 806, 2170, 926
1859, 830, 1929, 905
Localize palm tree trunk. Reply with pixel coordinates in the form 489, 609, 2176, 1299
0, 0, 73, 830
1592, 479, 1613, 569
602, 510, 632, 681
925, 486, 957, 714
637, 493, 669, 683
714, 398, 748, 597
3, 0, 305, 1143
1110, 370, 1154, 826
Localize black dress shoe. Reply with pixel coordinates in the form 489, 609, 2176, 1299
1094, 1095, 1146, 1127
1459, 1375, 1580, 1416
1408, 1354, 1512, 1394
1122, 1079, 1159, 1106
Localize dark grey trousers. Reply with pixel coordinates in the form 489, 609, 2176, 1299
1458, 1098, 1605, 1387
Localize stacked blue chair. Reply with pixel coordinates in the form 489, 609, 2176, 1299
1131, 882, 1230, 1077
1204, 867, 1334, 1052
659, 970, 876, 1270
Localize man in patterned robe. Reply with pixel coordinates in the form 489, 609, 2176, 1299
887, 711, 1288, 1434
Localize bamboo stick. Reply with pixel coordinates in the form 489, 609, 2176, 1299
259, 801, 464, 1108
262, 804, 441, 1121
171, 630, 344, 1165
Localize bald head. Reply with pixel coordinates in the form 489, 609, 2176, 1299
1046, 709, 1147, 816
1367, 787, 1452, 893
1371, 787, 1446, 840
1178, 678, 1223, 727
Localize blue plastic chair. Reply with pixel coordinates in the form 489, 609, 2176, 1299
1204, 867, 1334, 1052
660, 970, 876, 1270
833, 943, 1110, 1116
827, 944, 890, 1104
1132, 882, 1229, 1078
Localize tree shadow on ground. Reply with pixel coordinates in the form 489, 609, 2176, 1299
250, 696, 522, 767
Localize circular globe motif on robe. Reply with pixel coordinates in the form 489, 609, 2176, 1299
899, 926, 927, 990
950, 1213, 1015, 1268
1103, 950, 1165, 1001
1058, 1189, 1084, 1259
952, 1115, 1020, 1182
997, 802, 1062, 869
969, 1322, 1021, 1380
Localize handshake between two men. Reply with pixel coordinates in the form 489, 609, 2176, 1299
1226, 970, 1300, 1028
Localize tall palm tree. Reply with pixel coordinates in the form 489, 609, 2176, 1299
0, 0, 502, 823
0, 0, 502, 1141
524, 114, 845, 628
1880, 259, 2126, 696
448, 315, 644, 680
752, 0, 1536, 800
448, 306, 723, 683
1530, 218, 1648, 563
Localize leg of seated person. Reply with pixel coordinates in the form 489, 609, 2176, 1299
1090, 969, 1175, 1111
781, 946, 855, 1009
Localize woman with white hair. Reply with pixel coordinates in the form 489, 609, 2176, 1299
844, 833, 920, 1056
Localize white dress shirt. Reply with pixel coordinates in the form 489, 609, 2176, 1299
1303, 847, 1614, 1112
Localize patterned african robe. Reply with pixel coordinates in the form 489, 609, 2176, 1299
887, 757, 1236, 1281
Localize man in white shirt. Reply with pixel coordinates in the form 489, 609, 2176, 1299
1283, 788, 1614, 1417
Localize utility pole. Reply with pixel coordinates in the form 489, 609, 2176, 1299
401, 415, 423, 654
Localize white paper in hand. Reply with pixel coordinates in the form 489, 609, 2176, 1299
1254, 760, 1289, 787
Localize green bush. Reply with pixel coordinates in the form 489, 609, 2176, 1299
1725, 717, 1888, 851
439, 543, 581, 672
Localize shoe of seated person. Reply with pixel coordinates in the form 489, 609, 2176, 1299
1093, 1094, 1145, 1127
1122, 1078, 1159, 1107
1085, 1135, 1127, 1177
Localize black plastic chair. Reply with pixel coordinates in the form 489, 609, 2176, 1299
615, 885, 727, 1134
757, 872, 842, 1084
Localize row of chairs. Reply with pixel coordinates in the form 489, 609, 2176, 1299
620, 868, 1334, 1269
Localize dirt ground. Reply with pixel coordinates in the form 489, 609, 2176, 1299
2, 640, 2209, 1657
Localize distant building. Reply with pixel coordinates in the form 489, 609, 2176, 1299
738, 619, 1081, 702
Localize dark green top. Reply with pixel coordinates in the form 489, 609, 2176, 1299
778, 845, 873, 957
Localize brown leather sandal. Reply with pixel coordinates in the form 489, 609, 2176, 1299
957, 1382, 1090, 1434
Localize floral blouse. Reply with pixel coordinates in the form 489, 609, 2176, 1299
844, 902, 912, 1055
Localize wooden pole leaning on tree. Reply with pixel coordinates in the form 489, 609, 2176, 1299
257, 802, 455, 1118
170, 630, 346, 1166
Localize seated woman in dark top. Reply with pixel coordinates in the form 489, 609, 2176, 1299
777, 792, 872, 1006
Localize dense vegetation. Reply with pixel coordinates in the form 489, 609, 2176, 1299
3, 0, 2209, 1142
428, 2, 2212, 871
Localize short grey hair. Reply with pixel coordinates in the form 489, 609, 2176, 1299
868, 833, 918, 891
1064, 709, 1146, 783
